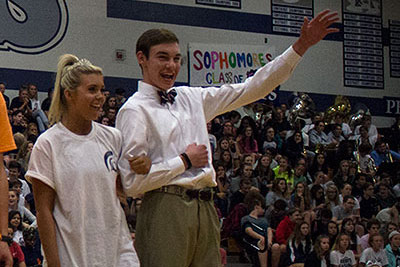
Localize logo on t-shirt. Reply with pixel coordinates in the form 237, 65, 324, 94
104, 151, 117, 172
340, 256, 353, 267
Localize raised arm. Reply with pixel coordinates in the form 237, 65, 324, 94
201, 10, 339, 122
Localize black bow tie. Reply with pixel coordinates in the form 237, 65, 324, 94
158, 89, 177, 105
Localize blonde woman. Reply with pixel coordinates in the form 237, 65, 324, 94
26, 54, 149, 267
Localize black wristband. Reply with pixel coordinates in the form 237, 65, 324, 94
181, 153, 192, 169
0, 235, 12, 246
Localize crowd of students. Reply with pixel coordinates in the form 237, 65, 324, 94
2, 79, 400, 267
212, 102, 400, 267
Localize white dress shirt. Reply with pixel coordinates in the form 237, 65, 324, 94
116, 46, 301, 197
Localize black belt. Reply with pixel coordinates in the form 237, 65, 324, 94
152, 185, 215, 201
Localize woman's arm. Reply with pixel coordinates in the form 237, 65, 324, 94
22, 207, 36, 227
32, 179, 60, 267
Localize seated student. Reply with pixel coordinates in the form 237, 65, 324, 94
214, 163, 230, 218
351, 172, 368, 200
27, 83, 49, 133
7, 226, 26, 267
230, 163, 257, 193
376, 183, 396, 210
7, 160, 31, 197
309, 120, 329, 151
327, 124, 345, 147
229, 178, 252, 213
376, 202, 400, 227
309, 153, 329, 179
10, 110, 27, 135
8, 189, 36, 228
305, 235, 331, 267
273, 208, 303, 267
272, 156, 294, 189
266, 199, 288, 230
310, 184, 325, 212
8, 210, 24, 247
339, 182, 360, 215
325, 184, 340, 214
279, 221, 313, 267
292, 164, 308, 187
266, 178, 289, 208
9, 180, 25, 212
371, 140, 400, 167
283, 131, 306, 166
311, 208, 333, 241
360, 219, 381, 250
254, 154, 275, 196
241, 191, 272, 267
354, 114, 378, 141
262, 126, 278, 152
333, 195, 358, 225
328, 220, 339, 247
384, 223, 399, 244
360, 182, 380, 220
354, 142, 376, 176
289, 181, 314, 224
351, 125, 377, 149
330, 233, 357, 267
359, 233, 388, 267
385, 230, 400, 267
21, 227, 43, 267
237, 126, 259, 155
340, 218, 362, 259
10, 86, 31, 116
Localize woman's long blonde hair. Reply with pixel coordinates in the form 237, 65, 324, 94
48, 54, 103, 125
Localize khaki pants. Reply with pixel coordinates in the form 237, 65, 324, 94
135, 190, 221, 267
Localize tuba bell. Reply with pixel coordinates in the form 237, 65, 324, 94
324, 95, 351, 125
288, 93, 316, 128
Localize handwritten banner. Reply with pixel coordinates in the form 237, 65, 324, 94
188, 43, 276, 86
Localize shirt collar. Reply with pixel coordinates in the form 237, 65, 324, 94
137, 81, 175, 96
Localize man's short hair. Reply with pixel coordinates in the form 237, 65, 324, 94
9, 179, 22, 189
343, 195, 355, 203
239, 178, 252, 187
136, 29, 179, 58
8, 160, 21, 171
12, 110, 23, 117
288, 207, 300, 216
366, 218, 380, 230
244, 191, 266, 211
115, 88, 125, 96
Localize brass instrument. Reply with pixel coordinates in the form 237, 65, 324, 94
349, 110, 365, 131
253, 102, 272, 126
324, 95, 351, 124
386, 143, 394, 163
353, 150, 377, 175
288, 93, 315, 128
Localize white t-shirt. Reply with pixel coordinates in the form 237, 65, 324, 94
330, 250, 356, 267
26, 122, 139, 267
359, 247, 388, 266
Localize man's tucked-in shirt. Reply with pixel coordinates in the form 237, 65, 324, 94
116, 46, 301, 197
